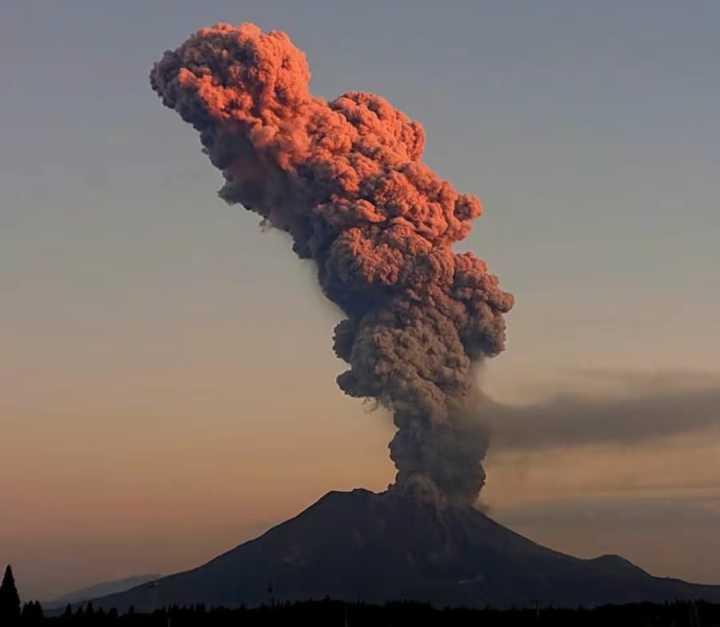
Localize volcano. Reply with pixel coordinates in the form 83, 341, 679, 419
92, 489, 720, 610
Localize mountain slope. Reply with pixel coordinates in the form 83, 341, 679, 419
44, 575, 161, 609
92, 489, 720, 610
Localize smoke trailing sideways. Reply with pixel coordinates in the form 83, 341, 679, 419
150, 23, 513, 506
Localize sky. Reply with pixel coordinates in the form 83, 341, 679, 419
1, 0, 719, 600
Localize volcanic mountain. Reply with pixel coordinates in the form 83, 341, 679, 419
92, 489, 720, 610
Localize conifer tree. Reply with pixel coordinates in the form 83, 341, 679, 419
21, 600, 44, 623
0, 565, 21, 622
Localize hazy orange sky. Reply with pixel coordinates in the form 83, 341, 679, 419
2, 1, 719, 600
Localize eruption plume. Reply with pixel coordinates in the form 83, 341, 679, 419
150, 23, 513, 506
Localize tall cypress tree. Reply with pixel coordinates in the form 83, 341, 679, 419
0, 565, 21, 621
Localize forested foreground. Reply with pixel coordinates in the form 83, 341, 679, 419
5, 599, 720, 627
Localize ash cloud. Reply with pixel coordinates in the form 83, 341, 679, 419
150, 23, 512, 505
488, 373, 720, 451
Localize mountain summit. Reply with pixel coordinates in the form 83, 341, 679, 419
93, 489, 720, 610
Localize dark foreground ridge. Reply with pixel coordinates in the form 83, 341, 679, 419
91, 489, 720, 610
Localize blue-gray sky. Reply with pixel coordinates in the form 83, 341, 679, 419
2, 0, 719, 599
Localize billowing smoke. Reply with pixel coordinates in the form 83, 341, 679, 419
150, 23, 513, 506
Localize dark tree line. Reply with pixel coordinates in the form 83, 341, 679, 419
2, 564, 44, 625
3, 565, 720, 626
41, 599, 720, 627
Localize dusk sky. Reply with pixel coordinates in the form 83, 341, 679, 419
2, 1, 719, 600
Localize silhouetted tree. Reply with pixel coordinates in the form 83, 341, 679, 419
0, 564, 21, 623
21, 600, 43, 624
5, 598, 716, 626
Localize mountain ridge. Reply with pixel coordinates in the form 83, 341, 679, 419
44, 574, 162, 609
90, 489, 720, 610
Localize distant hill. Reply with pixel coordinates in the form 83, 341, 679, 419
90, 489, 720, 610
44, 574, 161, 609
